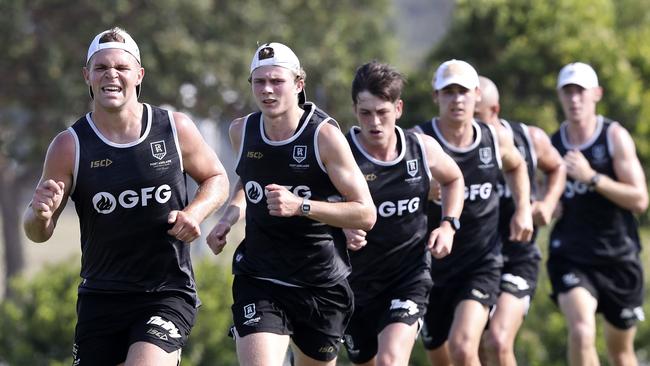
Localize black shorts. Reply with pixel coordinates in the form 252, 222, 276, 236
231, 275, 353, 362
500, 255, 540, 300
422, 262, 501, 350
73, 292, 196, 366
547, 256, 645, 329
343, 271, 432, 364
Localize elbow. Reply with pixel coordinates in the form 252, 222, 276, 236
360, 206, 377, 231
24, 227, 50, 243
631, 196, 648, 215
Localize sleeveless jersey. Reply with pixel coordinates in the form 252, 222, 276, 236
417, 119, 502, 284
69, 104, 197, 305
345, 126, 432, 305
550, 116, 641, 264
496, 119, 541, 263
233, 102, 350, 287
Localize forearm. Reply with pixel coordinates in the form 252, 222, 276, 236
593, 175, 648, 214
504, 165, 532, 213
307, 200, 375, 231
539, 164, 566, 208
184, 173, 230, 224
439, 177, 464, 218
217, 180, 247, 226
22, 206, 55, 243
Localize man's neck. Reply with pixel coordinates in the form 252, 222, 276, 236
358, 129, 399, 162
263, 105, 305, 141
92, 102, 144, 144
436, 117, 475, 148
566, 114, 598, 146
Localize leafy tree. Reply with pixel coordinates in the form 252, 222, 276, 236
402, 0, 643, 131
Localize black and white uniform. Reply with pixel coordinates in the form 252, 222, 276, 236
496, 120, 541, 304
549, 116, 645, 329
343, 126, 433, 364
231, 102, 353, 361
70, 104, 196, 365
415, 118, 503, 350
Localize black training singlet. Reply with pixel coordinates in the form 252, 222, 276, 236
346, 126, 432, 305
233, 102, 350, 287
550, 116, 641, 264
417, 119, 502, 284
496, 119, 541, 262
69, 104, 197, 305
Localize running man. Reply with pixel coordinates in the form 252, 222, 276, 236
23, 27, 229, 365
414, 59, 533, 366
343, 61, 465, 366
206, 42, 376, 366
549, 62, 647, 366
476, 75, 566, 366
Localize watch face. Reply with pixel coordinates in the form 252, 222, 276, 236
442, 216, 460, 230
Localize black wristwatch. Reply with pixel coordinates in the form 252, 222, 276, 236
441, 216, 460, 231
588, 173, 602, 190
300, 197, 311, 216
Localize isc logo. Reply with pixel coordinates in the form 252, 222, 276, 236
90, 159, 112, 168
92, 184, 172, 214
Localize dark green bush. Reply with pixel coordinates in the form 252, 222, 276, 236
0, 259, 237, 366
0, 262, 77, 366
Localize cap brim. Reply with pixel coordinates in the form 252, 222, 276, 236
435, 78, 477, 90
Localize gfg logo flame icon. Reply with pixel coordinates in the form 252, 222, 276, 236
245, 181, 264, 203
93, 193, 116, 214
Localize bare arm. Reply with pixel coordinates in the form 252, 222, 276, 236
529, 126, 566, 226
421, 134, 464, 258
498, 125, 533, 242
206, 117, 247, 255
308, 123, 376, 230
23, 131, 75, 243
564, 123, 648, 214
167, 112, 229, 243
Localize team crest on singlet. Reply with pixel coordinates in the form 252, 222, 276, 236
406, 159, 418, 177
592, 144, 607, 163
293, 145, 307, 163
244, 304, 256, 319
150, 141, 167, 160
479, 147, 493, 165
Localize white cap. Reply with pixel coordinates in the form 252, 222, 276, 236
86, 27, 141, 65
250, 42, 301, 75
557, 62, 599, 89
432, 59, 480, 90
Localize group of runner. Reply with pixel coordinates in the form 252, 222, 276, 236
23, 28, 647, 366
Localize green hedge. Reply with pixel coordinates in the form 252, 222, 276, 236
0, 259, 237, 366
